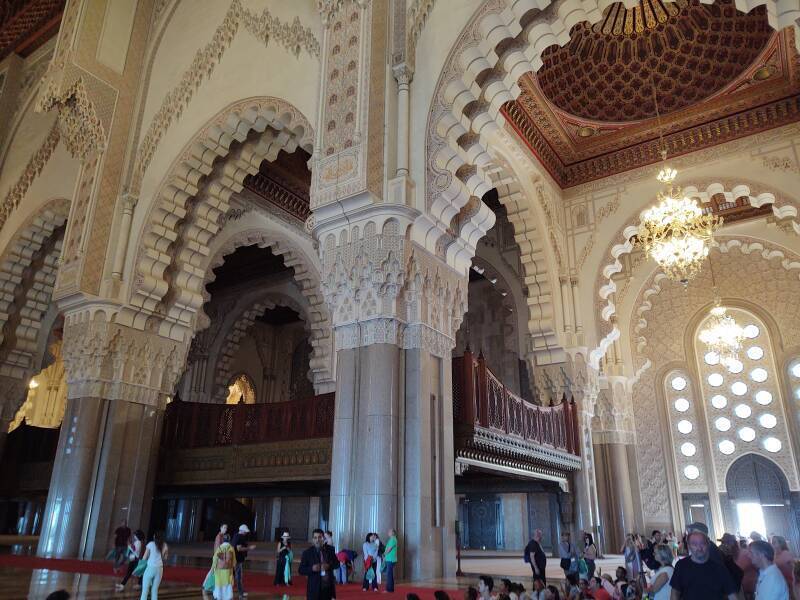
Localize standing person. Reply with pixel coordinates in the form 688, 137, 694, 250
324, 531, 335, 552
669, 524, 738, 600
274, 532, 293, 586
771, 535, 795, 594
215, 524, 230, 550
210, 541, 237, 600
647, 544, 674, 600
717, 533, 744, 595
299, 529, 337, 600
583, 532, 597, 580
642, 531, 663, 573
525, 529, 548, 585
622, 535, 641, 580
384, 528, 398, 593
362, 533, 379, 591
140, 531, 168, 600
112, 519, 132, 574
232, 524, 255, 597
750, 540, 789, 599
116, 529, 145, 591
559, 532, 577, 579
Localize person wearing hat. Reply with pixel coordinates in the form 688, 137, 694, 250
669, 523, 738, 600
274, 531, 293, 586
232, 524, 255, 597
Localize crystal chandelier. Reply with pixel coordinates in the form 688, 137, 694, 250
699, 304, 745, 367
638, 160, 721, 284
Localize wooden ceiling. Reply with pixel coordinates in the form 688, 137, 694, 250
0, 0, 64, 62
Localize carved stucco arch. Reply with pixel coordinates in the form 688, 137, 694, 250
209, 290, 313, 403
422, 0, 799, 270
0, 199, 69, 373
201, 224, 334, 389
591, 181, 800, 368
122, 96, 314, 342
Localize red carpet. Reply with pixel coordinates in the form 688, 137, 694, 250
0, 554, 449, 598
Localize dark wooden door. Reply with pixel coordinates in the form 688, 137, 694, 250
467, 497, 499, 550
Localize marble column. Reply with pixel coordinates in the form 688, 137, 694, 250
594, 442, 637, 551
37, 396, 163, 558
37, 313, 187, 559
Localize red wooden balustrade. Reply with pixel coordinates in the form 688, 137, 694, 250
452, 349, 581, 456
161, 393, 335, 448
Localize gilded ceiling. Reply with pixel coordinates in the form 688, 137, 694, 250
504, 0, 800, 188
0, 0, 64, 62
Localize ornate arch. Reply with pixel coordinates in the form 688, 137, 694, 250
422, 0, 798, 270
591, 181, 800, 367
200, 223, 334, 388
122, 97, 314, 341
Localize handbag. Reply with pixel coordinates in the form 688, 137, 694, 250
203, 569, 215, 592
133, 559, 148, 577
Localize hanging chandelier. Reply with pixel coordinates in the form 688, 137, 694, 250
699, 304, 745, 367
638, 159, 721, 284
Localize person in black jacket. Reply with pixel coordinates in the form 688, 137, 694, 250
299, 529, 337, 600
523, 529, 547, 584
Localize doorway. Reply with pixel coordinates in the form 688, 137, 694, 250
725, 454, 799, 549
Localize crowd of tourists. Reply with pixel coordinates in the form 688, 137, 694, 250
109, 519, 168, 600
505, 522, 796, 599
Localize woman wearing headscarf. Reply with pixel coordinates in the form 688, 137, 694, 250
274, 531, 293, 586
209, 541, 236, 600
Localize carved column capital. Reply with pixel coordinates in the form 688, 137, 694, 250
318, 210, 467, 356
121, 191, 138, 214
61, 308, 188, 408
392, 63, 414, 87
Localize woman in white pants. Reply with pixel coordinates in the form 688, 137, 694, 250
140, 532, 168, 600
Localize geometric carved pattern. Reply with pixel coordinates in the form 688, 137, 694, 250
537, 0, 773, 122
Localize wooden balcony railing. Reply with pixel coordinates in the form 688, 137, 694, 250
161, 393, 335, 448
452, 350, 581, 456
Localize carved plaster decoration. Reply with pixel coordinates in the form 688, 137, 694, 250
0, 121, 60, 234
628, 238, 800, 520
591, 181, 800, 367
0, 374, 30, 426
317, 0, 345, 25
407, 0, 437, 52
61, 309, 189, 408
319, 218, 467, 357
36, 77, 106, 159
133, 0, 319, 189
762, 155, 800, 173
123, 98, 314, 342
423, 0, 800, 264
0, 201, 69, 382
201, 229, 335, 389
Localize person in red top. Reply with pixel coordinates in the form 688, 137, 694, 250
771, 535, 795, 592
735, 537, 758, 597
588, 576, 612, 600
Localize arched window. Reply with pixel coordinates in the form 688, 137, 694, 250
663, 369, 708, 489
694, 309, 794, 473
225, 373, 256, 404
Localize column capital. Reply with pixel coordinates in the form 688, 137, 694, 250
121, 191, 138, 213
62, 307, 189, 407
318, 214, 467, 356
392, 62, 414, 87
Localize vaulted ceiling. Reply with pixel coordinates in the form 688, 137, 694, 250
503, 0, 800, 188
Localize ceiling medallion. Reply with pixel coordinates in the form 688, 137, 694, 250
699, 304, 745, 368
638, 152, 722, 284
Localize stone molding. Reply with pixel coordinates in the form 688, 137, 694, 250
0, 122, 60, 234
37, 77, 106, 160
133, 0, 319, 187
61, 309, 189, 408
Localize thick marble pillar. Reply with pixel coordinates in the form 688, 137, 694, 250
37, 312, 187, 559
594, 442, 637, 551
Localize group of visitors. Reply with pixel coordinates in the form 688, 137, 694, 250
108, 519, 168, 600
203, 523, 255, 599
361, 530, 398, 592
511, 522, 798, 599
